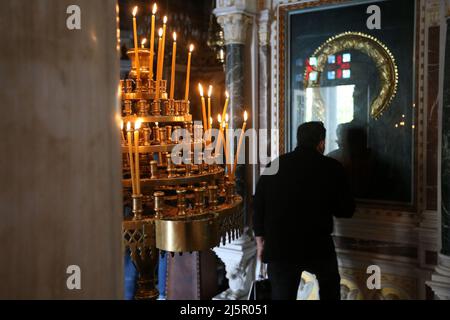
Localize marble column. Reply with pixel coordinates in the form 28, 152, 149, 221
0, 0, 123, 299
213, 8, 256, 300
258, 10, 272, 184
226, 43, 247, 206
428, 4, 450, 300
217, 13, 253, 209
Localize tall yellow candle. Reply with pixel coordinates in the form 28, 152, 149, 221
232, 111, 248, 177
207, 116, 213, 145
215, 114, 223, 158
127, 122, 136, 195
134, 119, 142, 195
207, 85, 213, 130
225, 114, 231, 174
155, 28, 163, 101
170, 32, 177, 99
221, 91, 229, 125
184, 44, 194, 101
159, 16, 168, 79
149, 3, 157, 80
132, 6, 140, 80
199, 84, 208, 132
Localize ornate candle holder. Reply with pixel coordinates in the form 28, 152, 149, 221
132, 194, 144, 220
120, 32, 244, 301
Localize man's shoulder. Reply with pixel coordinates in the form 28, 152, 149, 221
322, 155, 345, 172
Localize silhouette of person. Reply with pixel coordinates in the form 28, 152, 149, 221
254, 122, 355, 300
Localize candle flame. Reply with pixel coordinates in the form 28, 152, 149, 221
120, 120, 124, 130
218, 114, 222, 124
135, 119, 142, 130
210, 117, 213, 125
127, 122, 132, 132
152, 3, 157, 14
163, 16, 168, 24
173, 32, 177, 41
244, 111, 248, 122
158, 28, 163, 37
198, 83, 204, 97
208, 85, 213, 98
189, 44, 194, 52
225, 114, 229, 123
141, 38, 147, 47
155, 122, 159, 127
225, 91, 229, 99
132, 6, 138, 17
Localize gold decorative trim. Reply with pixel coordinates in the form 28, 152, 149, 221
304, 32, 399, 119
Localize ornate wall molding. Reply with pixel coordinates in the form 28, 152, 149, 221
426, 0, 441, 27
258, 9, 270, 47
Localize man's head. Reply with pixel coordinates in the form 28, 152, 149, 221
297, 122, 326, 154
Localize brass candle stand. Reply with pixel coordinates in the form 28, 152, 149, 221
121, 47, 244, 301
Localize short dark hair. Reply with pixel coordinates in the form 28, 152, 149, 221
296, 122, 326, 148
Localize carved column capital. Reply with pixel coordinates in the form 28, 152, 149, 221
215, 12, 253, 45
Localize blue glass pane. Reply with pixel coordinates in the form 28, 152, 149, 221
327, 71, 336, 80
343, 53, 351, 63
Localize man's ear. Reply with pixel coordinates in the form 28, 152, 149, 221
317, 140, 326, 154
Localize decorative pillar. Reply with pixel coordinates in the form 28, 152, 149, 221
213, 233, 257, 300
258, 9, 272, 179
216, 12, 252, 202
0, 0, 122, 299
428, 1, 450, 300
213, 2, 256, 300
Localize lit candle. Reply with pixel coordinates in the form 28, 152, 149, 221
217, 114, 222, 130
232, 111, 248, 177
215, 114, 223, 158
170, 32, 177, 99
155, 28, 163, 101
159, 16, 168, 82
222, 120, 230, 171
127, 122, 136, 195
141, 38, 147, 49
207, 85, 213, 130
185, 44, 194, 101
134, 119, 142, 195
199, 84, 208, 133
221, 91, 229, 127
149, 3, 157, 80
132, 6, 141, 80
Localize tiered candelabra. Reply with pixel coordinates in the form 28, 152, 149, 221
121, 4, 244, 301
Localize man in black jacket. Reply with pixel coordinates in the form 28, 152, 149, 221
253, 122, 355, 300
